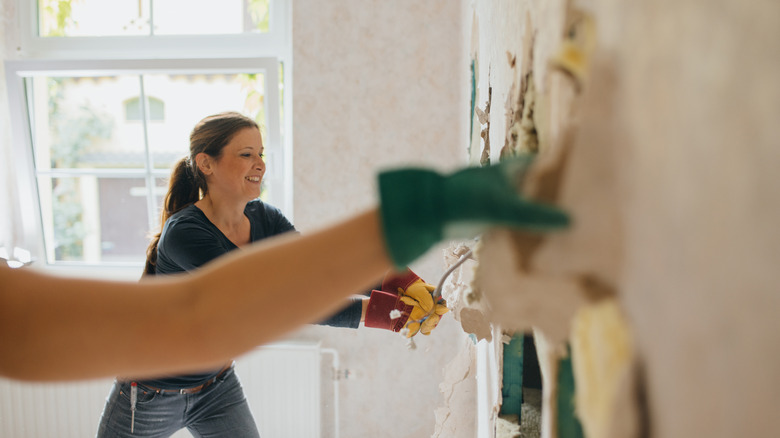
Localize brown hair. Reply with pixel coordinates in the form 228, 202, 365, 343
143, 112, 260, 275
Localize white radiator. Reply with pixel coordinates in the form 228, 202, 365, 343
0, 342, 328, 438
236, 342, 323, 438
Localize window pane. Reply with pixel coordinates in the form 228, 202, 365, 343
38, 0, 270, 37
38, 176, 153, 263
25, 67, 274, 266
29, 75, 147, 170
143, 73, 266, 170
154, 0, 270, 35
38, 0, 151, 37
125, 97, 164, 121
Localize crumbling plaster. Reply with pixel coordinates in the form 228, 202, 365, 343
459, 0, 780, 437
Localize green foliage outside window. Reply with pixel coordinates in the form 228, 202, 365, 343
47, 78, 113, 260
39, 0, 76, 37
247, 0, 270, 33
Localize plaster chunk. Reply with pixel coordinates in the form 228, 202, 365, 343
474, 229, 589, 346
495, 416, 522, 438
570, 299, 639, 438
440, 243, 494, 342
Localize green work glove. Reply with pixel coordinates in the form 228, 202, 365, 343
378, 157, 569, 267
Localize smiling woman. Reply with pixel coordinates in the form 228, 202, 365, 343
98, 112, 393, 437
100, 112, 310, 437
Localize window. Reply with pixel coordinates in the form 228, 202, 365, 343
6, 1, 291, 271
38, 0, 271, 37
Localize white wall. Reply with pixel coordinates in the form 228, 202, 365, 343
289, 1, 472, 437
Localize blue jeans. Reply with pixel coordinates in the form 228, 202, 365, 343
95, 367, 260, 438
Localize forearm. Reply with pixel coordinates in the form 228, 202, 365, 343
313, 297, 364, 328
191, 209, 391, 350
0, 209, 391, 381
0, 158, 570, 382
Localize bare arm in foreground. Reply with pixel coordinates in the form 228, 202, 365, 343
0, 159, 569, 382
0, 210, 390, 382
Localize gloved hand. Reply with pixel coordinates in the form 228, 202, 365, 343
364, 269, 448, 337
378, 156, 570, 267
398, 279, 449, 337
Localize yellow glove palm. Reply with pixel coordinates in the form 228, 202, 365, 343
398, 279, 449, 337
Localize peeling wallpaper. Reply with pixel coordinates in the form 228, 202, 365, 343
461, 0, 780, 437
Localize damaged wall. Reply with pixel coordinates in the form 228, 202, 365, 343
453, 0, 780, 437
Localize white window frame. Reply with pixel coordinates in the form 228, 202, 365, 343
13, 0, 289, 59
4, 0, 293, 276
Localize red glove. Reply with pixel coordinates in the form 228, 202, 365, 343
364, 269, 448, 337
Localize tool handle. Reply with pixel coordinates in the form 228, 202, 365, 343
130, 382, 138, 409
432, 247, 474, 301
130, 382, 138, 434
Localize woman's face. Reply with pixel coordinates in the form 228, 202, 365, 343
198, 127, 265, 202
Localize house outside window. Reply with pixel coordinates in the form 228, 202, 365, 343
124, 96, 165, 122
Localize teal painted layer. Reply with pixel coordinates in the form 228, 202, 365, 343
557, 346, 584, 438
500, 334, 524, 417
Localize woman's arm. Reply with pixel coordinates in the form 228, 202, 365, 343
0, 210, 391, 382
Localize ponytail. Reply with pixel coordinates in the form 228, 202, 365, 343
143, 157, 202, 276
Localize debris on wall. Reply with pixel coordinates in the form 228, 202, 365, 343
455, 0, 780, 437
496, 416, 522, 438
476, 86, 492, 166
473, 5, 600, 349
501, 12, 539, 159
440, 242, 493, 342
448, 2, 648, 437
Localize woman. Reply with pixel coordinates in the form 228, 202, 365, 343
0, 122, 568, 387
95, 112, 448, 437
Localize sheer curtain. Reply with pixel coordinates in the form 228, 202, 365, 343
0, 23, 23, 265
